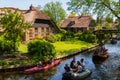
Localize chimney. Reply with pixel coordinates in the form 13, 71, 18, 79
29, 4, 35, 11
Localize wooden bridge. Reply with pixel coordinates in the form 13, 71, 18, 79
93, 29, 120, 43
93, 29, 120, 34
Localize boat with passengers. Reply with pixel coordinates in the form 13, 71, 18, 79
24, 59, 60, 74
92, 46, 108, 64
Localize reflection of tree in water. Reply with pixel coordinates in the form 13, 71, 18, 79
33, 67, 57, 80
0, 67, 57, 80
0, 72, 25, 80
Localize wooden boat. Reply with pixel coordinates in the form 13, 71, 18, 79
92, 49, 108, 64
24, 59, 60, 74
62, 69, 91, 80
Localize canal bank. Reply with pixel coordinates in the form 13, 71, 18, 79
57, 44, 100, 60
0, 44, 100, 72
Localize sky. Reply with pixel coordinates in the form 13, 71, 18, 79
0, 0, 70, 15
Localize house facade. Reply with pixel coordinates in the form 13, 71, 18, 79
0, 5, 59, 41
61, 14, 95, 33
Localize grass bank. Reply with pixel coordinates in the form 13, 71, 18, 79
18, 40, 94, 57
52, 40, 94, 57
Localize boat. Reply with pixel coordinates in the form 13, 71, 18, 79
24, 59, 60, 74
110, 39, 117, 44
116, 35, 120, 40
92, 49, 108, 64
62, 69, 92, 80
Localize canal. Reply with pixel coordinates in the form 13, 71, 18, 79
1, 41, 120, 80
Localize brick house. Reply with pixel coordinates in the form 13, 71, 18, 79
61, 14, 95, 33
0, 5, 59, 41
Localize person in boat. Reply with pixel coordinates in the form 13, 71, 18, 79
70, 56, 77, 72
62, 64, 73, 80
76, 61, 83, 73
70, 56, 76, 68
80, 58, 85, 71
94, 49, 99, 55
103, 47, 108, 52
64, 63, 70, 72
99, 45, 108, 54
99, 43, 107, 52
99, 46, 104, 53
48, 57, 54, 64
41, 60, 47, 66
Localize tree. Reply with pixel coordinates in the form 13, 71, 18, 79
42, 1, 66, 26
67, 0, 120, 28
105, 15, 113, 23
0, 9, 31, 53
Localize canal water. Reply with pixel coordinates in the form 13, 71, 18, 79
1, 41, 120, 80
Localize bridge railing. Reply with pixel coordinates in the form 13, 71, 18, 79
93, 29, 120, 34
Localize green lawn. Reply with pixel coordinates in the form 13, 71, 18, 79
18, 40, 94, 57
52, 40, 94, 57
18, 44, 28, 53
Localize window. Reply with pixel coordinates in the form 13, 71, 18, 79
35, 28, 38, 36
29, 29, 33, 37
41, 27, 44, 36
46, 27, 49, 35
67, 21, 75, 26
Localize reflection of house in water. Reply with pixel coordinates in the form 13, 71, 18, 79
61, 14, 95, 33
0, 5, 59, 41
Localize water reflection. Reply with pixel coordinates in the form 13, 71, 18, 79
0, 67, 56, 80
1, 41, 120, 80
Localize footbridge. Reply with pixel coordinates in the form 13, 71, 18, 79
93, 29, 120, 35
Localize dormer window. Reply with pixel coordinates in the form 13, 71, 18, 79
67, 21, 75, 27
70, 21, 75, 25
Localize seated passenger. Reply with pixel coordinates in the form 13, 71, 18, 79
70, 56, 76, 68
80, 58, 85, 71
70, 57, 77, 72
94, 49, 99, 55
103, 47, 108, 52
64, 63, 70, 72
76, 61, 83, 73
48, 57, 54, 64
63, 63, 72, 80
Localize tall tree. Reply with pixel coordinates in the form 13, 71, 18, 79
0, 9, 31, 52
42, 1, 66, 27
67, 0, 120, 28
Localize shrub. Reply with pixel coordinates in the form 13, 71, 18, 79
78, 30, 96, 43
58, 31, 75, 41
27, 39, 56, 61
44, 30, 75, 42
44, 33, 65, 42
0, 38, 14, 54
44, 35, 56, 43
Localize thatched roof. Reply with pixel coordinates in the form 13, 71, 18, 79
0, 5, 50, 24
61, 15, 94, 28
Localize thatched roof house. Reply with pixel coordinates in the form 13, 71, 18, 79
0, 5, 59, 41
61, 14, 95, 33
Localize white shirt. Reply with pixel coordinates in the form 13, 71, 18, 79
78, 65, 82, 72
